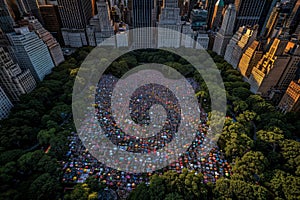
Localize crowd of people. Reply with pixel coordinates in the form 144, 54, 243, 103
61, 74, 232, 192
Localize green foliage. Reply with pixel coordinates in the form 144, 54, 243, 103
129, 169, 208, 200
214, 178, 271, 199
0, 48, 85, 199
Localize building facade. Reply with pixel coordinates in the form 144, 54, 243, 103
249, 38, 300, 98
130, 0, 156, 48
278, 79, 300, 113
234, 0, 265, 32
212, 4, 236, 56
238, 40, 263, 79
211, 0, 224, 31
39, 4, 63, 44
0, 47, 36, 102
25, 16, 64, 66
7, 27, 54, 82
0, 86, 13, 120
0, 0, 15, 33
224, 25, 258, 68
57, 0, 93, 47
157, 0, 182, 48
86, 0, 114, 46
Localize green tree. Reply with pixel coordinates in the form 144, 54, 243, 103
28, 173, 61, 200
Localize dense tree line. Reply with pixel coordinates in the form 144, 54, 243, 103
0, 47, 299, 199
0, 46, 93, 199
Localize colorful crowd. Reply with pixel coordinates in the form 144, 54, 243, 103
61, 74, 232, 192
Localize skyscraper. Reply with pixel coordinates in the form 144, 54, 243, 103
57, 0, 92, 29
278, 79, 300, 113
7, 27, 54, 82
211, 0, 224, 31
259, 0, 278, 37
16, 0, 44, 24
39, 4, 63, 44
234, 0, 266, 32
157, 0, 182, 48
0, 86, 13, 119
261, 3, 280, 38
86, 0, 114, 46
238, 40, 264, 79
286, 0, 300, 36
24, 16, 65, 66
224, 25, 258, 68
0, 47, 36, 102
212, 3, 236, 56
205, 0, 217, 29
130, 0, 156, 48
0, 0, 15, 33
57, 0, 93, 47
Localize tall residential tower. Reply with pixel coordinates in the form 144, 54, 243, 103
212, 3, 236, 56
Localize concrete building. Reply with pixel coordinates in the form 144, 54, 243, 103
278, 79, 300, 113
286, 0, 300, 36
0, 47, 36, 102
213, 4, 236, 56
234, 0, 266, 32
16, 0, 44, 24
224, 25, 258, 68
116, 30, 129, 47
130, 0, 156, 48
0, 86, 13, 120
7, 27, 54, 82
57, 0, 93, 47
205, 0, 217, 29
86, 0, 114, 46
181, 22, 194, 48
157, 0, 182, 48
25, 16, 64, 66
211, 0, 224, 31
196, 33, 209, 49
238, 40, 263, 79
249, 38, 300, 98
261, 3, 280, 38
39, 4, 63, 44
0, 0, 15, 33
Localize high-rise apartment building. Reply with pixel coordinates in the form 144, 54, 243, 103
211, 0, 224, 31
0, 0, 15, 33
234, 0, 266, 32
238, 40, 264, 79
157, 0, 182, 48
24, 16, 64, 66
57, 0, 93, 47
16, 0, 44, 24
0, 86, 13, 119
86, 0, 114, 46
39, 4, 63, 44
130, 0, 156, 48
0, 47, 36, 102
261, 3, 280, 38
190, 8, 209, 49
57, 0, 92, 29
287, 0, 300, 36
278, 79, 300, 113
212, 3, 236, 56
205, 0, 217, 29
7, 27, 54, 82
224, 25, 258, 68
259, 0, 278, 37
